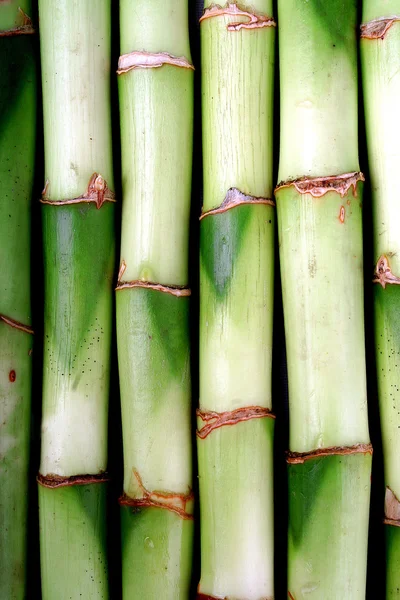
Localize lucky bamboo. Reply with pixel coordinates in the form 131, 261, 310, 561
276, 1, 372, 598
198, 2, 276, 598
37, 1, 115, 597
0, 2, 36, 598
116, 0, 194, 597
361, 3, 400, 596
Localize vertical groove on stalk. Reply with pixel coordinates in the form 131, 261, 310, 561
38, 1, 114, 597
277, 1, 371, 598
0, 1, 36, 597
117, 1, 194, 597
361, 2, 400, 596
198, 2, 276, 598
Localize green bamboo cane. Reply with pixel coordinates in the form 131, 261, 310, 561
276, 2, 372, 598
0, 2, 36, 598
116, 1, 194, 597
37, 2, 115, 598
361, 3, 400, 596
198, 2, 275, 599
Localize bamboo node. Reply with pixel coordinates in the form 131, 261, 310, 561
384, 487, 400, 526
197, 593, 273, 600
361, 17, 400, 40
373, 255, 400, 288
37, 472, 110, 489
117, 51, 194, 75
40, 173, 116, 209
286, 443, 373, 464
196, 406, 275, 439
200, 3, 276, 31
0, 8, 35, 37
0, 313, 33, 335
275, 171, 365, 199
119, 470, 194, 520
200, 187, 275, 220
116, 278, 191, 297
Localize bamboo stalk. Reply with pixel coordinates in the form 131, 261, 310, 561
276, 1, 371, 597
37, 1, 114, 597
198, 2, 275, 598
0, 2, 35, 597
116, 0, 194, 597
361, 3, 400, 596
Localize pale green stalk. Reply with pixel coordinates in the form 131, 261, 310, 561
0, 2, 35, 598
117, 1, 194, 597
276, 1, 371, 598
361, 3, 400, 596
38, 2, 114, 598
198, 2, 275, 598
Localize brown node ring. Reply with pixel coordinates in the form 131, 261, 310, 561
384, 487, 400, 527
116, 260, 191, 297
286, 443, 373, 465
37, 472, 110, 489
200, 3, 276, 31
200, 187, 275, 220
40, 173, 116, 209
361, 17, 400, 40
373, 255, 400, 289
119, 470, 194, 520
0, 314, 34, 335
0, 9, 35, 37
197, 593, 273, 600
275, 171, 365, 199
197, 406, 275, 439
117, 51, 194, 75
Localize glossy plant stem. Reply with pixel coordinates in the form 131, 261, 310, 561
0, 2, 35, 598
38, 1, 114, 598
198, 1, 275, 598
361, 3, 400, 596
277, 1, 371, 598
117, 0, 194, 597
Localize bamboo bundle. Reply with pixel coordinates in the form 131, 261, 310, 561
0, 2, 36, 598
361, 3, 400, 596
116, 0, 194, 597
276, 1, 372, 597
197, 2, 276, 598
37, 1, 115, 597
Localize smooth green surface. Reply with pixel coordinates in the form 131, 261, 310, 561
278, 0, 359, 180
118, 66, 193, 285
117, 289, 192, 498
288, 453, 371, 599
387, 524, 400, 598
363, 1, 400, 22
120, 0, 191, 58
201, 13, 274, 211
0, 0, 32, 31
40, 204, 114, 476
39, 0, 113, 199
0, 32, 36, 600
39, 483, 109, 600
197, 417, 274, 600
121, 506, 193, 600
200, 205, 274, 413
276, 183, 369, 452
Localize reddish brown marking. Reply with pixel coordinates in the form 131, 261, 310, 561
373, 255, 400, 289
275, 172, 365, 199
9, 370, 16, 383
286, 443, 373, 464
200, 187, 275, 221
200, 3, 276, 31
197, 406, 275, 439
361, 17, 400, 40
0, 314, 34, 335
40, 173, 116, 209
119, 470, 194, 520
339, 206, 345, 223
116, 279, 191, 297
385, 487, 400, 523
197, 595, 273, 600
0, 9, 35, 36
384, 518, 400, 528
37, 472, 109, 488
117, 51, 194, 74
288, 592, 296, 600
